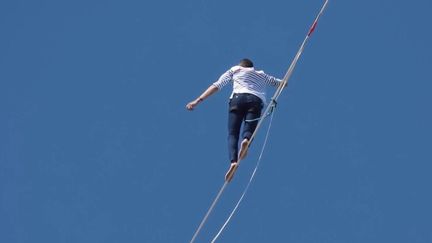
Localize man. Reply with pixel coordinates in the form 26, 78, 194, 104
186, 58, 283, 182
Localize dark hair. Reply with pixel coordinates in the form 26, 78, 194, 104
239, 58, 254, 67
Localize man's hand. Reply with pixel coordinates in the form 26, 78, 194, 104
186, 85, 217, 111
186, 99, 200, 110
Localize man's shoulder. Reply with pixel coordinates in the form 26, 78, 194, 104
229, 65, 242, 72
230, 66, 259, 73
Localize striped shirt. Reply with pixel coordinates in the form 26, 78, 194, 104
212, 65, 282, 104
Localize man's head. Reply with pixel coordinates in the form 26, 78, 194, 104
239, 58, 254, 68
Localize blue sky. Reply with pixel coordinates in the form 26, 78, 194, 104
1, 0, 431, 242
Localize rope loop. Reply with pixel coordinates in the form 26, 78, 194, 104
245, 99, 277, 123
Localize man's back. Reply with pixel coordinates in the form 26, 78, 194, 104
213, 65, 282, 104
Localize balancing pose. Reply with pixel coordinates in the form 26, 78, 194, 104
186, 58, 283, 182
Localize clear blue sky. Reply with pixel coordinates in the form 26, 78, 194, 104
1, 0, 431, 242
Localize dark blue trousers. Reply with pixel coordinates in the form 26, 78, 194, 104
228, 93, 263, 163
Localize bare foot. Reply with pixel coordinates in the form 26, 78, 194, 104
239, 138, 250, 160
225, 162, 239, 182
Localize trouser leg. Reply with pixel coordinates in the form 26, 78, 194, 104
242, 110, 261, 140
242, 96, 263, 140
228, 109, 244, 162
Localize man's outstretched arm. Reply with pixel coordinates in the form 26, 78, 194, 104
186, 85, 219, 111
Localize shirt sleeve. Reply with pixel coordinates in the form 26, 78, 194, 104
212, 68, 234, 89
263, 73, 283, 87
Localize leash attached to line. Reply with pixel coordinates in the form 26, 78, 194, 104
190, 1, 329, 242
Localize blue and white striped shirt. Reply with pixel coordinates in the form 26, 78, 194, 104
212, 65, 282, 104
